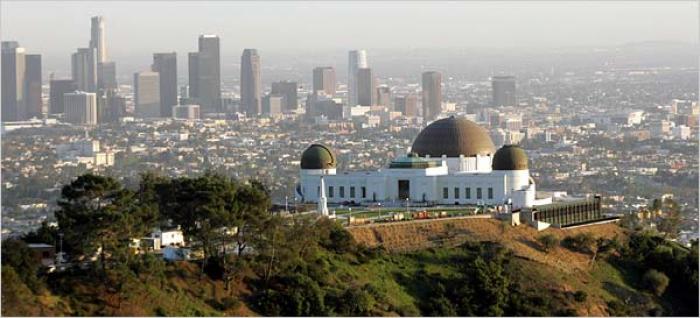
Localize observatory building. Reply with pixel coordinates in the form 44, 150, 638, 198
296, 116, 612, 229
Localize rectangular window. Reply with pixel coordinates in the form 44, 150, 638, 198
328, 186, 334, 198
477, 188, 482, 199
340, 186, 345, 198
350, 186, 356, 198
466, 187, 471, 199
362, 187, 366, 198
443, 187, 449, 199
488, 187, 493, 199
454, 187, 460, 199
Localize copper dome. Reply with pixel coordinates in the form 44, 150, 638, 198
411, 116, 496, 157
300, 144, 336, 170
492, 145, 529, 170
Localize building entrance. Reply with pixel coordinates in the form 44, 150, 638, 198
398, 180, 410, 200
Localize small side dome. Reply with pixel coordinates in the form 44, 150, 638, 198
301, 144, 336, 169
492, 145, 528, 170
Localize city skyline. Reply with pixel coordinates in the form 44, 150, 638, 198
1, 1, 698, 78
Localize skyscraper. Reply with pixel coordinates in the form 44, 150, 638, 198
152, 52, 178, 117
187, 52, 199, 101
90, 16, 107, 63
240, 48, 261, 116
422, 71, 442, 121
25, 54, 42, 119
64, 91, 97, 125
271, 81, 298, 111
356, 68, 375, 106
196, 35, 221, 113
104, 94, 127, 123
492, 76, 516, 107
49, 79, 77, 114
134, 71, 161, 118
313, 66, 336, 96
263, 94, 284, 116
2, 41, 25, 122
71, 48, 97, 92
395, 94, 418, 117
97, 61, 117, 91
348, 50, 368, 106
376, 85, 391, 109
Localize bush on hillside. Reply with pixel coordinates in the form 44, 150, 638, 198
537, 234, 560, 253
643, 269, 670, 296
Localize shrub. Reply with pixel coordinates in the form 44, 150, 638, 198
562, 233, 596, 254
643, 269, 670, 296
537, 234, 560, 253
573, 290, 587, 302
154, 307, 167, 316
219, 296, 241, 311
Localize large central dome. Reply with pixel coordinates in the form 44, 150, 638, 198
411, 116, 496, 157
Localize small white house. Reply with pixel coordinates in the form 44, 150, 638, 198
151, 227, 185, 247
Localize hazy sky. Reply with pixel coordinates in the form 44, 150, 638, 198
1, 1, 697, 78
2, 1, 697, 57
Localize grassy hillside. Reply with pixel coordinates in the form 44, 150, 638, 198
4, 219, 696, 316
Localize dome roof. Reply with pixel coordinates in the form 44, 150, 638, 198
300, 144, 336, 169
492, 145, 529, 170
411, 116, 496, 157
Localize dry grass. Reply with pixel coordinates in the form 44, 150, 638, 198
348, 218, 628, 274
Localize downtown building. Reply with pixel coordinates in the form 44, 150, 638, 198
240, 48, 261, 116
492, 76, 516, 107
356, 68, 375, 106
1, 41, 43, 121
64, 91, 97, 125
313, 66, 336, 96
152, 52, 178, 117
189, 35, 221, 113
271, 81, 298, 111
347, 50, 368, 106
1, 42, 25, 122
422, 71, 442, 121
134, 71, 161, 118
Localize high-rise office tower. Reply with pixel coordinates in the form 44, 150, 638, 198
196, 35, 221, 113
271, 81, 298, 111
376, 85, 391, 109
105, 94, 127, 122
2, 41, 25, 121
313, 66, 336, 96
134, 71, 161, 118
71, 48, 97, 92
348, 50, 368, 106
492, 76, 516, 107
49, 79, 77, 114
152, 52, 178, 117
97, 61, 117, 91
422, 71, 442, 121
187, 52, 199, 101
395, 94, 418, 117
356, 68, 375, 106
90, 16, 107, 63
64, 91, 97, 125
240, 48, 261, 116
25, 54, 42, 118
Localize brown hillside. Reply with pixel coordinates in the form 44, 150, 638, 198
347, 218, 627, 273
